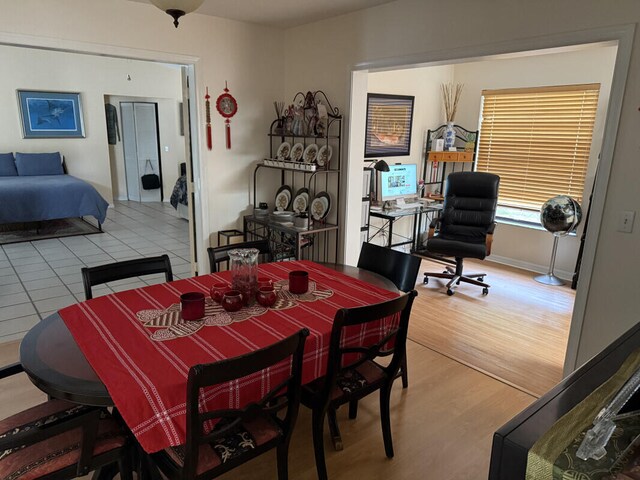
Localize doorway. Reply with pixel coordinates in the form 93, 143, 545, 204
120, 102, 163, 203
347, 38, 626, 395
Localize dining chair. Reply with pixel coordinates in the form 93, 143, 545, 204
207, 239, 272, 273
301, 291, 417, 480
148, 328, 309, 480
357, 241, 421, 388
0, 362, 132, 480
81, 254, 174, 300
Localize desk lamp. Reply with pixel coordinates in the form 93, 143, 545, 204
366, 159, 390, 205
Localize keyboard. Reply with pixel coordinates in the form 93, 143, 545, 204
395, 202, 422, 209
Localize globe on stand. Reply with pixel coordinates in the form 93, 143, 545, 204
535, 195, 583, 286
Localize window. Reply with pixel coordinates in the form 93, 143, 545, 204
476, 84, 600, 219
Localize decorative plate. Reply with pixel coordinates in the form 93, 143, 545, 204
317, 145, 333, 167
310, 191, 331, 221
292, 188, 309, 213
274, 185, 292, 211
303, 144, 318, 164
290, 143, 304, 162
276, 142, 291, 160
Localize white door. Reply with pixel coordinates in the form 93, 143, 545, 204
120, 102, 162, 202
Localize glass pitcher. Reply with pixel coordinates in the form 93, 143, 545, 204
229, 248, 259, 305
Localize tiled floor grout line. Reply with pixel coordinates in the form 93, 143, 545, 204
0, 201, 190, 341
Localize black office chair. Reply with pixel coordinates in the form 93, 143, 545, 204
423, 172, 500, 296
81, 254, 174, 300
207, 239, 272, 273
357, 242, 421, 387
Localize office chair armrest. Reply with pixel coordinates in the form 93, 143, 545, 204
486, 223, 496, 256
428, 216, 442, 239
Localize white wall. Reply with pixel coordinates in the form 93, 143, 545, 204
0, 46, 185, 205
1, 0, 284, 271
106, 95, 184, 202
367, 65, 453, 247
453, 45, 616, 276
283, 0, 640, 368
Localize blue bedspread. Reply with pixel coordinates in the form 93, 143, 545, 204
0, 175, 109, 225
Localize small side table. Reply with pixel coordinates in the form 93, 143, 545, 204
217, 229, 244, 247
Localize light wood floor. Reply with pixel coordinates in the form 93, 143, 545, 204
0, 337, 535, 480
412, 258, 575, 397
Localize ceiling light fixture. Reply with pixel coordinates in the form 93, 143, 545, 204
150, 0, 205, 28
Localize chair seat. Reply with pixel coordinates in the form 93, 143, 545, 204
426, 236, 487, 260
164, 413, 282, 475
0, 400, 127, 480
303, 360, 386, 402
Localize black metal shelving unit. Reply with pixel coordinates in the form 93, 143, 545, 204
245, 91, 342, 263
423, 124, 479, 198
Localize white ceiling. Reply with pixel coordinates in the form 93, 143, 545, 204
130, 0, 395, 29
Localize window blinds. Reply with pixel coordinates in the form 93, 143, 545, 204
476, 84, 600, 210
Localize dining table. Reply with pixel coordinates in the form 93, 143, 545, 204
19, 260, 399, 454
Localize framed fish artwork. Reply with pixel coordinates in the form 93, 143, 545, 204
17, 90, 85, 138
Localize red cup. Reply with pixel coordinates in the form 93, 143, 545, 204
181, 292, 205, 320
257, 276, 273, 289
256, 286, 277, 307
210, 282, 231, 303
221, 290, 243, 312
289, 270, 309, 294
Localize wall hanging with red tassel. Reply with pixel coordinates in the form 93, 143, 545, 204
205, 87, 212, 150
216, 81, 237, 149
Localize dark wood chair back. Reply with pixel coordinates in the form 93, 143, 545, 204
323, 291, 417, 400
181, 328, 309, 479
357, 242, 421, 292
81, 254, 173, 300
207, 240, 271, 273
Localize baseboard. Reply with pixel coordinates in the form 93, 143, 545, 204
488, 255, 573, 282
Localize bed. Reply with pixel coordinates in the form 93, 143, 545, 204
0, 152, 109, 226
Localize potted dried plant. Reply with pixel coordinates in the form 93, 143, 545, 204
441, 83, 463, 150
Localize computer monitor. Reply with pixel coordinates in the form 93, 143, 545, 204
380, 163, 418, 201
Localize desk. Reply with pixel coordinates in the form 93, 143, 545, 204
489, 321, 640, 479
20, 262, 397, 452
368, 204, 441, 251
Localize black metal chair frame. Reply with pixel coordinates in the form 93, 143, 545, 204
81, 254, 173, 300
0, 363, 132, 480
301, 291, 417, 480
357, 242, 421, 388
207, 239, 271, 273
149, 329, 309, 480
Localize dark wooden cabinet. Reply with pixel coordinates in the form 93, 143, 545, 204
489, 321, 640, 479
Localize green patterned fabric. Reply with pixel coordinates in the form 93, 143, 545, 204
526, 349, 640, 480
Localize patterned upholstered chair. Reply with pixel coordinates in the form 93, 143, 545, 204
357, 242, 421, 388
149, 329, 309, 480
0, 362, 132, 480
301, 291, 417, 480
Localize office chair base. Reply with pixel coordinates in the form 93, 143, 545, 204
424, 266, 490, 296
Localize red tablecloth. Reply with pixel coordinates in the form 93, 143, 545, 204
59, 260, 398, 453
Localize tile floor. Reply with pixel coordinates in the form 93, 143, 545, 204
0, 201, 191, 343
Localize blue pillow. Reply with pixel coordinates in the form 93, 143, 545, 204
15, 152, 64, 176
0, 153, 17, 176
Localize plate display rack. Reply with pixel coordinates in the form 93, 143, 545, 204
245, 91, 342, 262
